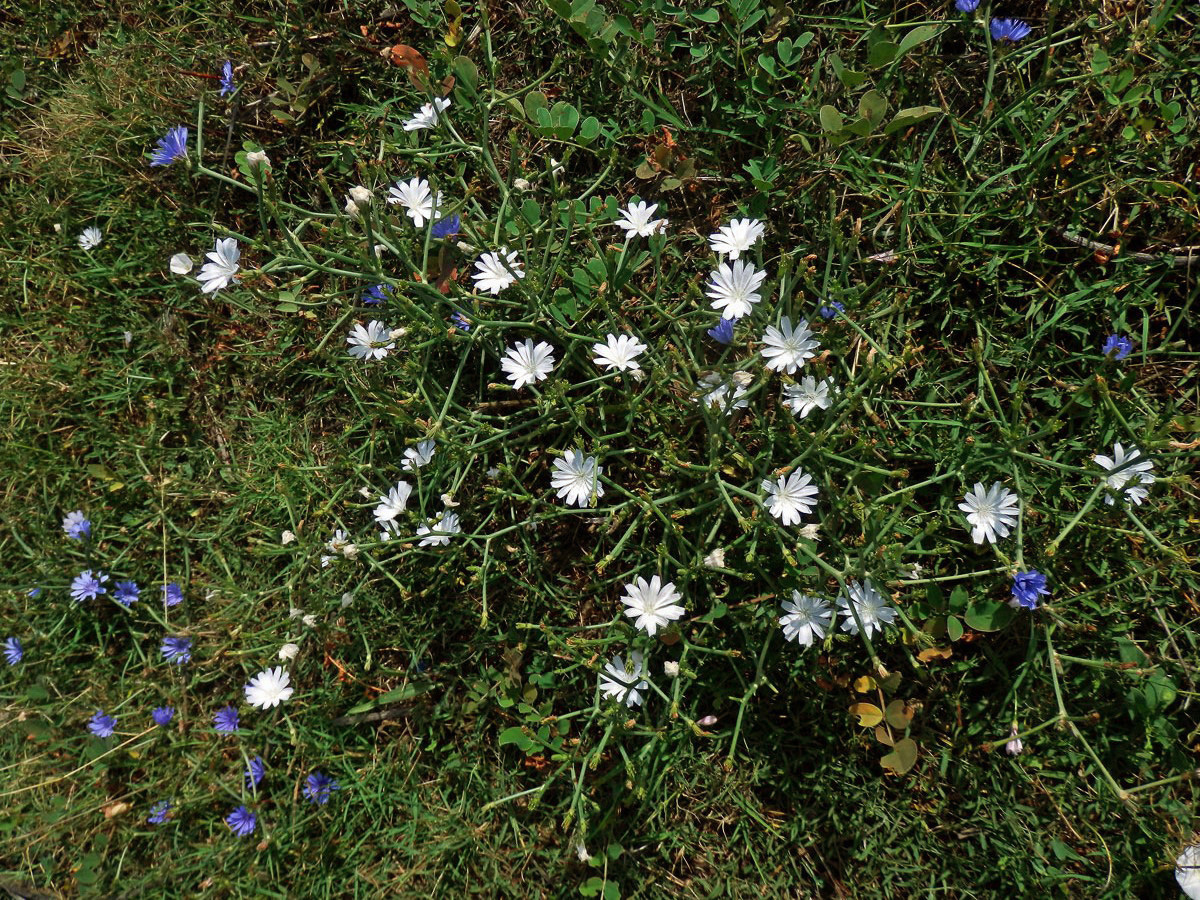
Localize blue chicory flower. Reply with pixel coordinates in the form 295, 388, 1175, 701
450, 312, 471, 332
955, 0, 980, 10
1011, 570, 1050, 610
213, 705, 240, 733
431, 213, 461, 239
246, 756, 266, 789
28, 587, 42, 598
150, 126, 189, 167
4, 637, 22, 666
113, 580, 140, 607
1103, 334, 1132, 361
71, 570, 109, 603
706, 317, 737, 345
89, 709, 117, 738
160, 636, 193, 665
304, 771, 341, 804
162, 583, 184, 607
990, 18, 1032, 42
363, 284, 392, 306
219, 61, 236, 97
819, 301, 845, 320
147, 800, 171, 824
152, 706, 175, 727
225, 805, 256, 837
62, 510, 91, 540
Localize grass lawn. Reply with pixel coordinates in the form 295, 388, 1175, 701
2, 0, 1199, 896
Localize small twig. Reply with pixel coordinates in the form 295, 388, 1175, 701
330, 704, 414, 726
1054, 228, 1200, 268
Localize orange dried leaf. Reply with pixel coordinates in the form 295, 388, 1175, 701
917, 646, 953, 662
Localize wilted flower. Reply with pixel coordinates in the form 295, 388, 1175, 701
1094, 442, 1156, 506
598, 652, 650, 707
663, 660, 680, 679
278, 643, 300, 661
550, 450, 603, 508
501, 339, 555, 389
702, 548, 726, 568
958, 482, 1019, 544
78, 227, 102, 251
473, 249, 525, 295
246, 150, 270, 169
169, 253, 193, 275
150, 126, 188, 167
709, 218, 765, 260
1004, 725, 1023, 756
196, 237, 240, 294
837, 579, 896, 638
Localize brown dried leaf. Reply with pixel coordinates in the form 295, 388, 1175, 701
389, 44, 431, 92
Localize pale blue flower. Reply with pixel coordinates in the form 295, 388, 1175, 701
219, 61, 235, 97
150, 126, 189, 167
88, 709, 117, 738
225, 805, 256, 837
147, 800, 171, 824
1103, 334, 1133, 360
71, 570, 108, 603
1011, 570, 1049, 610
160, 636, 193, 665
990, 18, 1032, 42
304, 771, 341, 804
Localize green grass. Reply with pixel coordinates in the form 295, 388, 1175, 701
2, 0, 1199, 896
